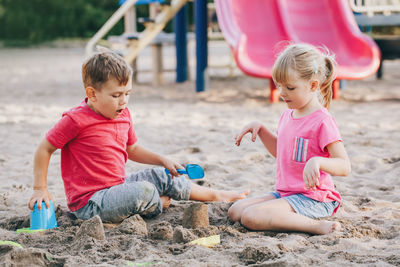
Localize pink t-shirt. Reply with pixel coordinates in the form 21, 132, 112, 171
276, 108, 342, 213
46, 99, 137, 211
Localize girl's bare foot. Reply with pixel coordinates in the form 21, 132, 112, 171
160, 196, 171, 209
318, 220, 341, 235
215, 190, 250, 202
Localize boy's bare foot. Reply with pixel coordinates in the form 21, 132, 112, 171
215, 190, 250, 202
160, 196, 171, 209
319, 220, 341, 234
189, 184, 250, 203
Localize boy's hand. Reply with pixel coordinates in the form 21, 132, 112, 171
28, 188, 54, 211
162, 158, 184, 178
303, 157, 320, 190
235, 121, 262, 146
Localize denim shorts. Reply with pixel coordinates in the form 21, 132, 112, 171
271, 192, 339, 219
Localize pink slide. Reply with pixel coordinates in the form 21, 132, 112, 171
215, 0, 381, 102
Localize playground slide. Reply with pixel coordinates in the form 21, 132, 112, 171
215, 0, 381, 81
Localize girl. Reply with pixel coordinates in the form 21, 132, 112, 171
229, 44, 351, 235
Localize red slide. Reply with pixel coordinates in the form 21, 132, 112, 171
215, 0, 381, 102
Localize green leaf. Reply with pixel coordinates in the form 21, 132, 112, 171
0, 240, 23, 249
45, 253, 54, 262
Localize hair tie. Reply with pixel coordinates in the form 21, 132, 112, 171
312, 60, 318, 74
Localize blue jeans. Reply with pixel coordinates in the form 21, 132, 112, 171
74, 168, 191, 223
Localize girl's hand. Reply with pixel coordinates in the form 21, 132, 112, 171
162, 158, 184, 178
303, 157, 321, 190
235, 121, 263, 146
28, 188, 54, 211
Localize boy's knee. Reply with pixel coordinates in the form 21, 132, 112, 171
136, 181, 159, 205
138, 181, 157, 195
123, 181, 162, 218
152, 167, 175, 190
150, 168, 190, 200
151, 167, 170, 182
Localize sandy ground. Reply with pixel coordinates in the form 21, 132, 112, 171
0, 43, 400, 266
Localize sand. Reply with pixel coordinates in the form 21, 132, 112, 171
0, 43, 399, 266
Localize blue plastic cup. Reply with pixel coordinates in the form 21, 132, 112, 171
30, 201, 58, 230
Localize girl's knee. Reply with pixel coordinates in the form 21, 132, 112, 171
228, 200, 250, 222
228, 205, 240, 222
240, 208, 273, 230
240, 209, 256, 229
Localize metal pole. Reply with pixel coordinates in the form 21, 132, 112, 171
195, 0, 208, 92
175, 4, 188, 83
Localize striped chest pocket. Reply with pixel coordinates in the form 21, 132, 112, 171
292, 137, 310, 163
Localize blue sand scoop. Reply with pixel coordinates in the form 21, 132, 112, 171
165, 164, 204, 179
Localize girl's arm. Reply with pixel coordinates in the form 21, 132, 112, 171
258, 125, 278, 158
235, 121, 277, 157
319, 141, 351, 176
303, 141, 351, 190
28, 138, 57, 210
126, 144, 183, 177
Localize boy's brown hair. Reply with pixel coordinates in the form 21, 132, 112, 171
82, 51, 132, 90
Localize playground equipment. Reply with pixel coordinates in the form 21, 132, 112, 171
352, 0, 400, 79
109, 0, 177, 85
350, 0, 400, 16
86, 0, 186, 60
86, 0, 210, 92
215, 0, 381, 102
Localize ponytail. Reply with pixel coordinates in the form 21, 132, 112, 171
319, 55, 336, 109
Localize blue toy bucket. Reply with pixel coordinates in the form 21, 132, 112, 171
30, 201, 58, 230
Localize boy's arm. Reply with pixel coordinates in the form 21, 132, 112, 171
303, 141, 351, 190
126, 144, 183, 177
28, 138, 57, 210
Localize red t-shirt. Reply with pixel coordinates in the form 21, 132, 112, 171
46, 99, 137, 211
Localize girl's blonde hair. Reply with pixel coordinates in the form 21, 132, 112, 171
272, 43, 336, 109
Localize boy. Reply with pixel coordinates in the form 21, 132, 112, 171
28, 51, 249, 223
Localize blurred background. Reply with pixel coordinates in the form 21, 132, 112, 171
0, 0, 398, 47
0, 0, 204, 46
